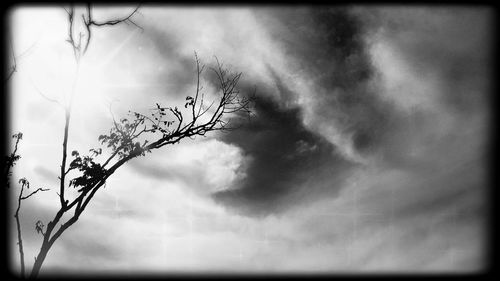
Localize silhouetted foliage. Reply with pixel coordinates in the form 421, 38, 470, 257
4, 133, 23, 189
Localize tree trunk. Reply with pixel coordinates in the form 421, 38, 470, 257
14, 213, 25, 278
29, 240, 52, 279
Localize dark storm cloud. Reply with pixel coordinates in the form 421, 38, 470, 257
208, 7, 398, 216
258, 7, 400, 156
263, 6, 491, 168
212, 94, 355, 217
271, 7, 372, 86
205, 7, 402, 216
210, 7, 491, 217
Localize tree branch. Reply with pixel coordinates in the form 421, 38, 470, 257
13, 177, 49, 278
28, 77, 64, 109
6, 39, 17, 82
89, 5, 141, 27
20, 187, 50, 200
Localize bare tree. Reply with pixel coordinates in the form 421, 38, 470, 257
8, 5, 251, 278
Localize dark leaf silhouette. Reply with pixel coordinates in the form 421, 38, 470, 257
35, 221, 45, 235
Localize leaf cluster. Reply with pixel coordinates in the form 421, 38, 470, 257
68, 150, 106, 193
5, 133, 23, 188
98, 114, 150, 160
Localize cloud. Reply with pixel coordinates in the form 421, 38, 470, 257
248, 7, 407, 164
126, 138, 246, 195
356, 6, 492, 113
208, 7, 405, 215
33, 165, 59, 185
8, 6, 490, 274
212, 94, 355, 217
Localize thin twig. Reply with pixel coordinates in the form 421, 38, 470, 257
20, 187, 50, 200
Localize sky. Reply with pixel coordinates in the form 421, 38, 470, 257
7, 5, 492, 275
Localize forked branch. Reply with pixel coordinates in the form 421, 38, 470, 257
65, 4, 141, 61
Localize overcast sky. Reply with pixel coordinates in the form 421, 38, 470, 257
7, 5, 491, 275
